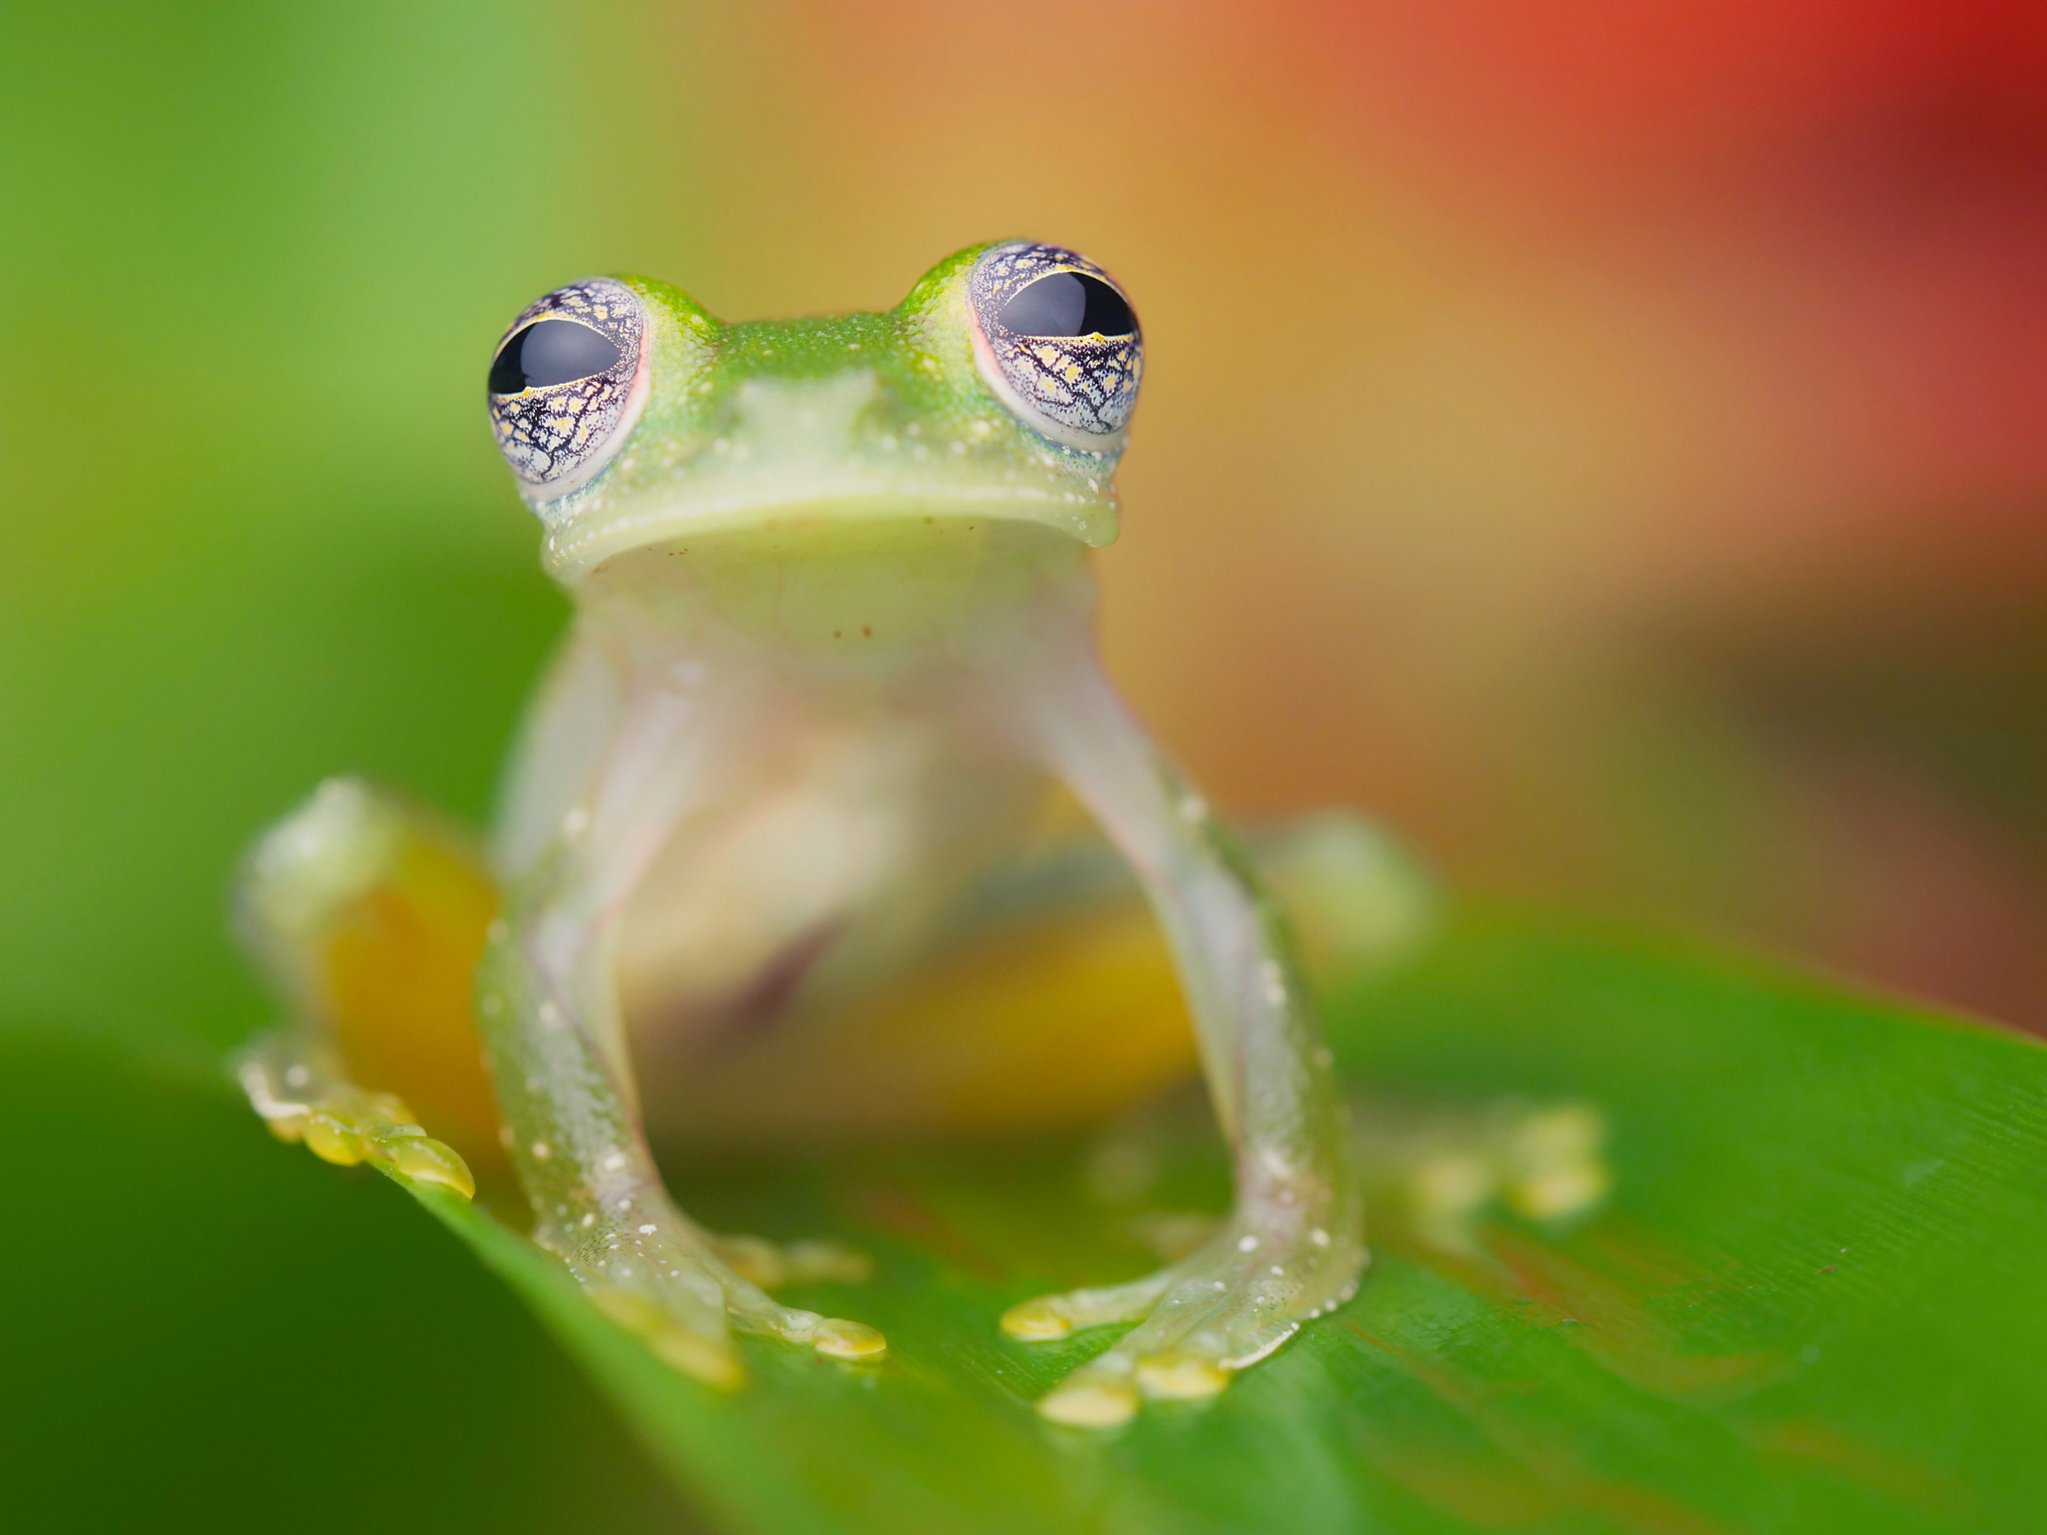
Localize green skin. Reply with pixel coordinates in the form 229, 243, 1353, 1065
238, 241, 1366, 1427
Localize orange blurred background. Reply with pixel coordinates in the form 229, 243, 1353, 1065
614, 0, 2047, 1025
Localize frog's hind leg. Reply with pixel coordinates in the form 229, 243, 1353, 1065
234, 778, 501, 1198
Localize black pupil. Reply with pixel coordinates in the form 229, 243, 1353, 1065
488, 319, 623, 394
996, 272, 1135, 339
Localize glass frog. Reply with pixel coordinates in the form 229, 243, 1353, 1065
235, 241, 1410, 1428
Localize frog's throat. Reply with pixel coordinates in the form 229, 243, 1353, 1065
539, 483, 1117, 583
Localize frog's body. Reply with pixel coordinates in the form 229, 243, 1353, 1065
237, 243, 1400, 1426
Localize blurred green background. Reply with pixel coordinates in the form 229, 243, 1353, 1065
2, 1, 2042, 1529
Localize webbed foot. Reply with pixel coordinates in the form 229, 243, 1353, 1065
1003, 1201, 1365, 1427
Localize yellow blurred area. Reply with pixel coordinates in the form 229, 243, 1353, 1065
304, 793, 1413, 1152
323, 830, 503, 1162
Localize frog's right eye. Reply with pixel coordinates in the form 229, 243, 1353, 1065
486, 278, 647, 497
966, 242, 1141, 453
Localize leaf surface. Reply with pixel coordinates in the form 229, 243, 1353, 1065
404, 909, 2047, 1534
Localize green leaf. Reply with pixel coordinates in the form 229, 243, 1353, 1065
0, 1021, 692, 1533
395, 908, 2047, 1535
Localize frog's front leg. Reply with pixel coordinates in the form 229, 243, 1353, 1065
995, 648, 1366, 1427
484, 676, 884, 1388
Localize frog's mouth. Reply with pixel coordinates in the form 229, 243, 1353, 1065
536, 371, 1121, 581
540, 478, 1117, 583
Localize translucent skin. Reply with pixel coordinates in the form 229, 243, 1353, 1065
236, 243, 1366, 1425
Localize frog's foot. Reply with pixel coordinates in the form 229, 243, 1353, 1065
1367, 1099, 1612, 1256
238, 1032, 474, 1198
1003, 1208, 1365, 1428
558, 1203, 885, 1390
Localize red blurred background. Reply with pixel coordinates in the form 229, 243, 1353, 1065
619, 0, 2047, 1025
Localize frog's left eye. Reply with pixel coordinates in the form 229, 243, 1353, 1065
967, 242, 1142, 452
487, 277, 647, 497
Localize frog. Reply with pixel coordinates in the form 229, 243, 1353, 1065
234, 240, 1409, 1429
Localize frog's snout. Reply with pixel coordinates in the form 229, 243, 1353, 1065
731, 371, 883, 463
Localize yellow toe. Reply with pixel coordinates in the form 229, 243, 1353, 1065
1000, 1298, 1073, 1341
648, 1325, 748, 1390
1038, 1376, 1139, 1429
384, 1136, 476, 1199
813, 1318, 888, 1360
302, 1118, 367, 1166
589, 1288, 747, 1391
1135, 1350, 1230, 1400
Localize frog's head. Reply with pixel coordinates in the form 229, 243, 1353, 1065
485, 241, 1141, 586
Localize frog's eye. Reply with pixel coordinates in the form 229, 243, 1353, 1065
967, 242, 1142, 452
487, 277, 647, 496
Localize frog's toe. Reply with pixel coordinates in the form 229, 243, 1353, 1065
999, 1267, 1178, 1341
376, 1126, 478, 1196
1498, 1104, 1611, 1221
238, 1036, 476, 1199
723, 1283, 890, 1362
810, 1316, 888, 1360
703, 1234, 885, 1358
1034, 1341, 1234, 1427
1037, 1373, 1142, 1428
1131, 1348, 1233, 1400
